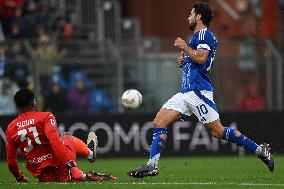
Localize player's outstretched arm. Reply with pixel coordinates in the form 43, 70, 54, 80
174, 37, 209, 64
6, 133, 28, 182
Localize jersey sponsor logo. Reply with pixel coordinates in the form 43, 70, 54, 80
17, 119, 35, 128
28, 153, 53, 165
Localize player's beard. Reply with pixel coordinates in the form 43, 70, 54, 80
189, 19, 197, 31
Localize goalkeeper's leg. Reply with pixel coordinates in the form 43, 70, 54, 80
38, 136, 84, 182
62, 132, 97, 162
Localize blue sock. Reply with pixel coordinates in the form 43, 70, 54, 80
147, 128, 167, 167
222, 128, 258, 153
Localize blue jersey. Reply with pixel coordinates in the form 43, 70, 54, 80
181, 28, 217, 93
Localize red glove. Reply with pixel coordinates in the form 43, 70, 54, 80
16, 172, 28, 183
66, 161, 84, 181
70, 167, 84, 181
86, 171, 117, 181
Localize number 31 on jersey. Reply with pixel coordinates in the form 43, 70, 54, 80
18, 127, 41, 153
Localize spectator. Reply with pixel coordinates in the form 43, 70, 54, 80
9, 7, 29, 38
50, 65, 68, 89
36, 1, 53, 32
44, 82, 68, 113
22, 0, 38, 37
35, 34, 64, 61
237, 82, 266, 111
34, 34, 65, 80
68, 79, 90, 113
89, 89, 115, 114
5, 42, 29, 87
0, 77, 19, 115
9, 23, 24, 39
69, 69, 93, 89
35, 25, 47, 40
7, 41, 28, 64
60, 16, 74, 41
0, 0, 24, 35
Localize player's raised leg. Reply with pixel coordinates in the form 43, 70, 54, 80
86, 132, 98, 162
128, 108, 181, 178
62, 132, 97, 162
204, 120, 274, 172
190, 90, 274, 172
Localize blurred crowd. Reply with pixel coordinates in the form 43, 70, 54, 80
0, 0, 74, 41
0, 0, 115, 115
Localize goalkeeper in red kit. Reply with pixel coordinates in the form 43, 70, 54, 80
6, 88, 117, 182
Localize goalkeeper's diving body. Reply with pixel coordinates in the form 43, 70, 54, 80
6, 88, 116, 182
128, 2, 274, 178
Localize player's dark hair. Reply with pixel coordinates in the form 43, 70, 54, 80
193, 2, 213, 27
14, 88, 35, 109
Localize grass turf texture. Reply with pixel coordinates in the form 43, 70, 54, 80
0, 156, 283, 189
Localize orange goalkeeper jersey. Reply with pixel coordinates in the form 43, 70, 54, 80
6, 111, 71, 178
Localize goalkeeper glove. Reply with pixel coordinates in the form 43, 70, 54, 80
86, 171, 117, 181
66, 160, 84, 181
16, 172, 28, 183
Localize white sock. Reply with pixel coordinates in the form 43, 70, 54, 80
254, 145, 262, 155
146, 153, 160, 168
87, 149, 93, 160
82, 174, 86, 180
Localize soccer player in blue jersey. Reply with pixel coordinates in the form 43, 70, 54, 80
127, 2, 274, 178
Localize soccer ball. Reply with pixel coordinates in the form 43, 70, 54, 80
121, 89, 142, 109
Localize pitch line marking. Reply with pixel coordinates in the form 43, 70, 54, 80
1, 182, 284, 186
114, 182, 284, 186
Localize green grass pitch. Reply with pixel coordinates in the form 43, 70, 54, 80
0, 156, 283, 189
